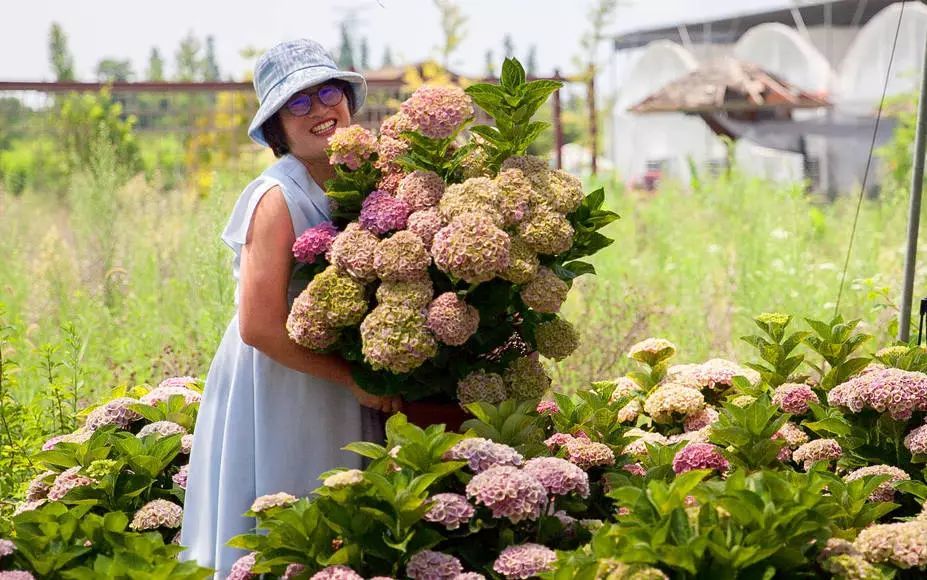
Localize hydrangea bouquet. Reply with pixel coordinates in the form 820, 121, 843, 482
285, 59, 618, 404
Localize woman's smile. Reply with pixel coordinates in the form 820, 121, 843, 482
310, 118, 338, 137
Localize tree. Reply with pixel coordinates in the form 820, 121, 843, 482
95, 58, 134, 82
382, 45, 394, 68
525, 45, 538, 77
175, 31, 201, 81
484, 49, 496, 78
203, 36, 221, 81
502, 34, 515, 59
579, 0, 619, 78
48, 23, 75, 81
146, 47, 164, 81
337, 21, 355, 70
433, 0, 467, 69
360, 37, 370, 71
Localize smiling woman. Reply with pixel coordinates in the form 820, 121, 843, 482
177, 38, 400, 577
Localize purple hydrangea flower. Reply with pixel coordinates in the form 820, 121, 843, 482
359, 190, 412, 235
772, 383, 819, 415
227, 552, 257, 580
424, 493, 475, 530
426, 292, 480, 346
84, 397, 143, 431
47, 466, 95, 501
444, 438, 523, 472
905, 423, 927, 455
828, 367, 927, 420
172, 465, 188, 490
0, 539, 15, 558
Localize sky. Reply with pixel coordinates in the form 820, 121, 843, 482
1, 0, 806, 82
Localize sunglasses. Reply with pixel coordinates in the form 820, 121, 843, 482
284, 84, 345, 117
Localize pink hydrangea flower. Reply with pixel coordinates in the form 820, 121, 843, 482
522, 457, 590, 497
405, 550, 464, 580
666, 359, 760, 392
400, 85, 474, 140
129, 499, 183, 530
47, 466, 95, 501
844, 465, 910, 502
140, 385, 202, 406
854, 520, 927, 569
683, 407, 719, 432
136, 420, 187, 439
84, 397, 143, 431
671, 443, 729, 475
282, 564, 307, 579
426, 292, 480, 346
536, 400, 559, 414
563, 439, 615, 470
829, 367, 927, 420
157, 376, 197, 389
407, 208, 444, 249
465, 465, 547, 523
444, 438, 523, 473
311, 565, 364, 580
492, 544, 557, 579
792, 438, 843, 470
424, 493, 475, 530
328, 125, 377, 170
772, 383, 819, 415
250, 491, 298, 513
359, 190, 412, 235
181, 434, 194, 454
172, 465, 188, 490
293, 222, 339, 264
0, 539, 15, 557
0, 572, 35, 580
432, 213, 511, 284
228, 552, 257, 580
905, 423, 927, 455
397, 170, 445, 212
622, 463, 647, 477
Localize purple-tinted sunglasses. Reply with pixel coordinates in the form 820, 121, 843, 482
284, 83, 344, 116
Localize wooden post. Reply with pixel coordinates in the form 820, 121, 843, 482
553, 69, 563, 170
588, 66, 597, 175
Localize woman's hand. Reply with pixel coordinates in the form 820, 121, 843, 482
348, 382, 403, 414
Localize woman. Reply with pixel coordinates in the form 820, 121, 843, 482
180, 38, 402, 576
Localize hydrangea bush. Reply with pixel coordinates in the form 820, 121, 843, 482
284, 58, 619, 409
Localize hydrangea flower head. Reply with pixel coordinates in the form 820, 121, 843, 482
136, 420, 187, 439
140, 384, 202, 406
844, 465, 910, 502
667, 359, 760, 392
792, 438, 843, 470
644, 384, 704, 424
535, 317, 579, 361
516, 209, 573, 256
854, 520, 927, 569
375, 276, 434, 310
227, 552, 257, 580
374, 230, 430, 282
465, 465, 547, 523
905, 423, 927, 455
311, 565, 364, 580
405, 550, 464, 580
772, 383, 819, 415
426, 292, 479, 346
360, 190, 412, 235
522, 457, 590, 497
432, 213, 510, 284
456, 370, 507, 406
519, 267, 568, 313
683, 407, 720, 432
493, 169, 533, 226
172, 464, 188, 490
130, 499, 183, 530
628, 338, 677, 367
47, 466, 95, 501
400, 85, 474, 139
438, 177, 503, 226
84, 397, 143, 431
251, 491, 298, 513
492, 544, 557, 579
563, 439, 615, 469
672, 443, 729, 474
397, 170, 445, 212
328, 223, 379, 281
293, 222, 339, 264
424, 493, 474, 530
323, 469, 365, 489
828, 367, 927, 420
0, 539, 15, 558
504, 356, 552, 400
498, 238, 539, 285
327, 125, 377, 170
25, 471, 55, 502
360, 303, 437, 373
444, 437, 524, 472
406, 208, 444, 249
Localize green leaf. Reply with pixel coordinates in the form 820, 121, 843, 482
501, 58, 526, 91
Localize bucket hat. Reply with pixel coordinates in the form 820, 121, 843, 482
247, 38, 367, 147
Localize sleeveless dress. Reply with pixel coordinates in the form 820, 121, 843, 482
179, 154, 368, 577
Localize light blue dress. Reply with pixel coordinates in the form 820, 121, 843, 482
180, 154, 365, 577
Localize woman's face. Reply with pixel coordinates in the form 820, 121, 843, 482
278, 83, 351, 162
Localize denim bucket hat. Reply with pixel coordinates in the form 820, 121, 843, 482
248, 38, 367, 147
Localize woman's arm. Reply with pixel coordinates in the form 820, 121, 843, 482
238, 185, 401, 413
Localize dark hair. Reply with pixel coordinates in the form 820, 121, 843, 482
260, 80, 355, 159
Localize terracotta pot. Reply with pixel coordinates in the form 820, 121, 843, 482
403, 400, 470, 432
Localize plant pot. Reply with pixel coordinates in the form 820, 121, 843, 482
403, 400, 470, 432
